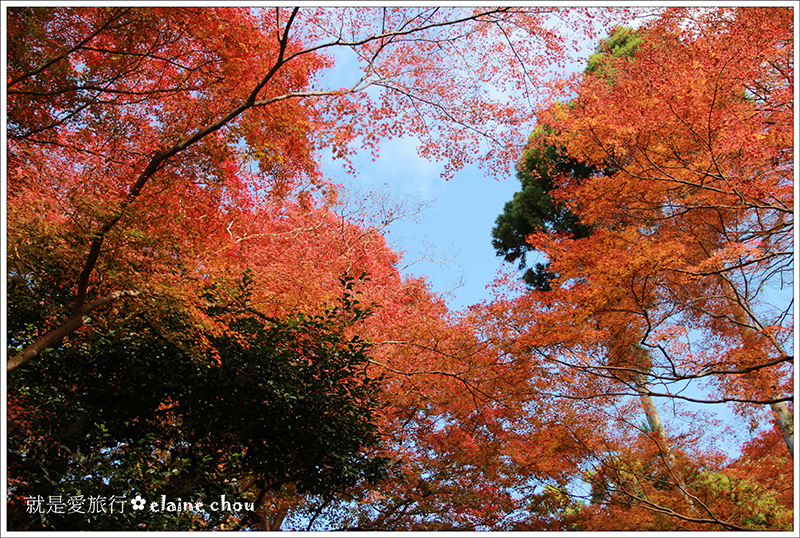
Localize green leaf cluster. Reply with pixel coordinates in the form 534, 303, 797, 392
491, 125, 594, 291
585, 26, 643, 79
7, 273, 388, 531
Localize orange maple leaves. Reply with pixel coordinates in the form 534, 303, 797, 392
476, 6, 793, 530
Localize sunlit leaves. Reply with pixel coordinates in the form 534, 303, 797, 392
482, 6, 793, 531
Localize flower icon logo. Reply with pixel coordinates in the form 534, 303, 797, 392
131, 495, 146, 510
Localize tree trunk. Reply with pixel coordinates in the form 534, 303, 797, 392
632, 369, 696, 512
770, 400, 794, 456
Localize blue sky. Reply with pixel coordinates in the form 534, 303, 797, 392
323, 139, 522, 312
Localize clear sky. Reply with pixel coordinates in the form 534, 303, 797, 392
323, 139, 523, 312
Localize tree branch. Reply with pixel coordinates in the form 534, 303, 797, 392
7, 290, 140, 372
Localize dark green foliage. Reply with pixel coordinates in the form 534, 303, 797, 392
491, 126, 594, 291
492, 27, 642, 291
7, 274, 388, 531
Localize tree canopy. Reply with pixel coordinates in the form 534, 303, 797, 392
482, 6, 793, 531
5, 6, 794, 532
9, 276, 388, 530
